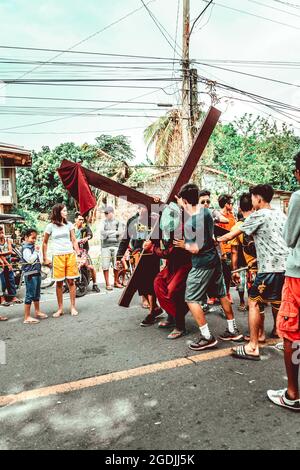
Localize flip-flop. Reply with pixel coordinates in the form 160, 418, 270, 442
12, 299, 23, 304
0, 302, 11, 307
158, 320, 175, 328
167, 329, 186, 340
35, 313, 48, 319
231, 344, 260, 361
238, 305, 247, 312
23, 318, 40, 324
53, 311, 64, 318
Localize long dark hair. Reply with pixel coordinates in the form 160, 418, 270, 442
50, 203, 68, 226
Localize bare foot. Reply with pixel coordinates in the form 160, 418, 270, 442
70, 308, 78, 316
0, 315, 8, 321
24, 317, 40, 324
243, 334, 266, 343
35, 312, 48, 320
53, 310, 64, 318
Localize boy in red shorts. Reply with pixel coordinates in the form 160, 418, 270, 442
268, 152, 300, 411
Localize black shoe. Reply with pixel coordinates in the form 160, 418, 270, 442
219, 328, 243, 342
92, 284, 100, 293
153, 307, 163, 317
140, 313, 159, 327
189, 334, 218, 351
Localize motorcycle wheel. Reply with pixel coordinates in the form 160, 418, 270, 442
75, 272, 88, 298
41, 267, 55, 289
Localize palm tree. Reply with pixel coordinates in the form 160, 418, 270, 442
144, 109, 184, 166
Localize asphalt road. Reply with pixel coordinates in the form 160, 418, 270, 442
0, 284, 299, 450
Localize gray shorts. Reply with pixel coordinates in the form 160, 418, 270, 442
185, 263, 226, 303
101, 246, 118, 270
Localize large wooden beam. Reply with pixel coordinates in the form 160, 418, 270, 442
83, 167, 157, 208
119, 106, 221, 307
59, 160, 158, 208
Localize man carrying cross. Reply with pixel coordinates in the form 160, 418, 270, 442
173, 183, 243, 351
116, 203, 162, 326
58, 107, 224, 311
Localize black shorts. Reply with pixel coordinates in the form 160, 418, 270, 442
248, 272, 285, 310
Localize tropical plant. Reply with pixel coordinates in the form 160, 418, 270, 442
144, 109, 184, 165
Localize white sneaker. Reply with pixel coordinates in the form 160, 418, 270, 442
267, 388, 300, 411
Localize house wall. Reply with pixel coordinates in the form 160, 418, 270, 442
0, 159, 15, 210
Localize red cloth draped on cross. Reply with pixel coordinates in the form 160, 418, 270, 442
57, 160, 96, 216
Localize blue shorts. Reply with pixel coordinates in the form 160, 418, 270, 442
248, 272, 285, 310
24, 274, 41, 304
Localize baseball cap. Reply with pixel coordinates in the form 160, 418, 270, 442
103, 206, 114, 214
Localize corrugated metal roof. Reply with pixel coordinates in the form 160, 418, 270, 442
0, 142, 31, 156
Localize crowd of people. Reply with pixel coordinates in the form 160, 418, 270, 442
0, 152, 299, 412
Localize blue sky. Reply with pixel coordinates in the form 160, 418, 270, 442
0, 0, 299, 160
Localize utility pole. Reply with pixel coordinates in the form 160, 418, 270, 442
190, 68, 200, 138
181, 0, 191, 155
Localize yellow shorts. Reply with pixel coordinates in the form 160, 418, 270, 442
52, 253, 79, 281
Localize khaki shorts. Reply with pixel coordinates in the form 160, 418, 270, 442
185, 262, 226, 303
101, 246, 118, 270
52, 253, 79, 281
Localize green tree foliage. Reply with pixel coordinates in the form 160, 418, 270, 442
211, 114, 300, 191
16, 135, 134, 213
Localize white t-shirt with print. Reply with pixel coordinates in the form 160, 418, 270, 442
45, 222, 74, 255
240, 208, 289, 273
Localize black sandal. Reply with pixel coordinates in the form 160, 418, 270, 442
232, 344, 260, 361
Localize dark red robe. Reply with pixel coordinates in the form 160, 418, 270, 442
152, 241, 191, 330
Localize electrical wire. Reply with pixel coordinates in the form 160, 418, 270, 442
272, 0, 300, 9
189, 0, 214, 36
140, 0, 182, 56
0, 0, 158, 92
195, 61, 300, 89
248, 0, 300, 18
201, 0, 300, 30
0, 95, 174, 106
0, 83, 176, 131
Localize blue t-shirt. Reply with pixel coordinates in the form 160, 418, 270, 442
185, 208, 220, 269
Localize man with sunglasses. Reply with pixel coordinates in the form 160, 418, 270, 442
199, 190, 229, 224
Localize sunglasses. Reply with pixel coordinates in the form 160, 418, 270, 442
200, 199, 210, 204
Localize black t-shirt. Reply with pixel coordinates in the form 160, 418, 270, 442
185, 208, 220, 270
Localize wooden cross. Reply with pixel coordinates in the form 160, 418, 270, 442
58, 106, 221, 307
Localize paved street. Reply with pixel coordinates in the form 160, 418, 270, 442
0, 285, 299, 450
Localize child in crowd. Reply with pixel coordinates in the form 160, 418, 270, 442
22, 228, 48, 324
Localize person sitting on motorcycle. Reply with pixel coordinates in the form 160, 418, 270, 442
74, 213, 100, 293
